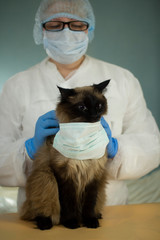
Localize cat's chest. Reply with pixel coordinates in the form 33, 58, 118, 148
60, 157, 107, 185
50, 148, 107, 192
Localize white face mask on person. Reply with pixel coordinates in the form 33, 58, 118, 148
43, 28, 89, 64
53, 122, 109, 160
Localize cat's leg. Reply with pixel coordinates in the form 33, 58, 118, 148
35, 216, 53, 230
58, 178, 80, 229
94, 177, 107, 220
20, 167, 60, 230
82, 179, 100, 228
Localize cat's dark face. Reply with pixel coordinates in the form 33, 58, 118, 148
56, 80, 110, 123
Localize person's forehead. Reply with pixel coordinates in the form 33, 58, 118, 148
49, 17, 79, 22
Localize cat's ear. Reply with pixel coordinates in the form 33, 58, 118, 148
93, 80, 110, 93
57, 86, 76, 99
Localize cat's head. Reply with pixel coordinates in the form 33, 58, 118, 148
56, 80, 110, 123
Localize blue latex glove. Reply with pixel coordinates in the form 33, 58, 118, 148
100, 117, 118, 159
25, 110, 59, 159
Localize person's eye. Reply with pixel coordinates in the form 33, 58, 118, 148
70, 21, 88, 31
45, 21, 62, 30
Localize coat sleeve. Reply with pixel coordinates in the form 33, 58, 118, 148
0, 78, 32, 187
107, 70, 160, 180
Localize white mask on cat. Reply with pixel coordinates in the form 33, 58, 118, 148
53, 122, 109, 160
43, 29, 89, 64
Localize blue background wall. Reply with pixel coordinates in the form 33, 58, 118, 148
0, 0, 160, 127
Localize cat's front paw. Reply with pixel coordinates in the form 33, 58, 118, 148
83, 217, 100, 228
35, 216, 53, 230
96, 213, 103, 219
63, 218, 80, 229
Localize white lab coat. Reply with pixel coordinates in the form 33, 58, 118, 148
0, 56, 159, 208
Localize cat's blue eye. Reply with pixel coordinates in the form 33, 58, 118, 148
97, 103, 102, 110
98, 103, 102, 109
78, 104, 88, 112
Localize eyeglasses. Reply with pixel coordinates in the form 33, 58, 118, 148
42, 21, 89, 32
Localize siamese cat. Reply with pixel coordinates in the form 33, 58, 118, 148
20, 80, 110, 230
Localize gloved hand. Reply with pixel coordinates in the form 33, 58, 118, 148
100, 117, 118, 159
25, 110, 59, 159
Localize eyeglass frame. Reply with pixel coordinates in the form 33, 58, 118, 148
42, 20, 89, 32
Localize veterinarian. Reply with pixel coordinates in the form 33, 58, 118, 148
0, 0, 160, 209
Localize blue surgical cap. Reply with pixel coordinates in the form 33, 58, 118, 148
33, 0, 95, 45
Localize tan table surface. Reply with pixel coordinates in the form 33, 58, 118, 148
0, 203, 160, 240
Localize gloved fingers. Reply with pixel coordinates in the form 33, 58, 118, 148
41, 119, 59, 129
40, 110, 57, 121
43, 127, 59, 137
100, 117, 109, 128
107, 138, 118, 159
100, 117, 112, 139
